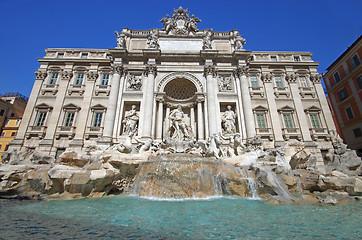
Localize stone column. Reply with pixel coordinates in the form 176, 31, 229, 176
312, 75, 336, 131
164, 104, 171, 138
262, 73, 284, 143
236, 66, 256, 138
197, 98, 205, 140
102, 65, 123, 142
287, 74, 312, 142
10, 70, 47, 149
156, 98, 164, 140
233, 70, 247, 139
190, 103, 195, 134
142, 64, 157, 138
112, 69, 127, 139
204, 65, 218, 136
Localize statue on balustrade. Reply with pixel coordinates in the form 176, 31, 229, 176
122, 105, 139, 135
221, 105, 236, 134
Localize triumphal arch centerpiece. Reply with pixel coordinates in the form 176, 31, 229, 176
11, 7, 336, 165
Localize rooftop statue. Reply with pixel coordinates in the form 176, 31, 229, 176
160, 6, 201, 35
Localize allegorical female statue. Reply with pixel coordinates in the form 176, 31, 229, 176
122, 105, 139, 135
222, 105, 236, 134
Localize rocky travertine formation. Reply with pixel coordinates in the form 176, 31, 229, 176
0, 139, 361, 204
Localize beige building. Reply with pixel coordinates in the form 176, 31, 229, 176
11, 7, 336, 164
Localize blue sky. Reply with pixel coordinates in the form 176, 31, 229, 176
0, 0, 361, 97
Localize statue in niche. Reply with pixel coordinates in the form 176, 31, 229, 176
218, 76, 233, 91
115, 31, 126, 49
234, 32, 246, 50
147, 29, 159, 49
221, 105, 236, 134
169, 105, 191, 140
203, 30, 213, 50
122, 105, 139, 135
127, 75, 142, 90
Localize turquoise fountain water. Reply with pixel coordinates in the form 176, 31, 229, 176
6, 195, 361, 239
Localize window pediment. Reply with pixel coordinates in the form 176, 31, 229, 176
278, 105, 294, 113
63, 103, 81, 110
304, 106, 321, 113
253, 105, 268, 112
35, 103, 53, 110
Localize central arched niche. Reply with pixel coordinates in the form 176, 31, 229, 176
164, 78, 197, 100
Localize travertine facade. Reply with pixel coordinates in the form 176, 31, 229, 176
11, 7, 336, 164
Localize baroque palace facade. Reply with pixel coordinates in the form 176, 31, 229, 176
11, 7, 336, 164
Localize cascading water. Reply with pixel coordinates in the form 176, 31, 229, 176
132, 154, 261, 199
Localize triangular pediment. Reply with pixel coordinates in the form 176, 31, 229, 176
278, 105, 294, 113
35, 103, 53, 110
253, 105, 268, 112
63, 103, 80, 110
91, 104, 106, 110
305, 106, 321, 112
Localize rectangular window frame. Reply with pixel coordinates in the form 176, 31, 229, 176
333, 71, 341, 83
101, 74, 110, 86
345, 107, 354, 120
298, 75, 309, 88
256, 113, 267, 128
357, 75, 362, 89
64, 111, 75, 127
351, 54, 360, 69
74, 73, 84, 85
250, 76, 259, 88
283, 113, 294, 128
310, 113, 321, 129
93, 112, 103, 127
337, 88, 348, 102
353, 128, 362, 138
49, 72, 58, 85
35, 111, 47, 126
274, 76, 284, 88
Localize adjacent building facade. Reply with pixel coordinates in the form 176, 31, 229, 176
0, 92, 27, 162
324, 36, 362, 156
11, 7, 337, 166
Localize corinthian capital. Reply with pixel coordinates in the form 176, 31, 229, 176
87, 71, 99, 81
145, 64, 157, 76
114, 65, 125, 75
34, 71, 47, 80
61, 71, 73, 80
234, 66, 248, 78
204, 65, 216, 77
310, 74, 321, 83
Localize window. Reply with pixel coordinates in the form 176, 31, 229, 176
256, 113, 267, 128
337, 88, 348, 102
345, 107, 354, 120
333, 72, 341, 83
15, 119, 20, 125
353, 128, 362, 138
57, 53, 64, 58
271, 56, 277, 61
283, 113, 294, 128
250, 76, 258, 88
0, 109, 5, 116
10, 113, 14, 117
49, 73, 58, 85
81, 53, 88, 59
64, 112, 75, 126
274, 76, 283, 88
93, 112, 103, 127
101, 74, 110, 86
0, 144, 2, 149
310, 113, 321, 128
357, 75, 362, 89
4, 145, 9, 151
298, 76, 309, 88
351, 54, 360, 69
294, 56, 300, 62
1, 132, 5, 137
11, 132, 16, 137
74, 73, 84, 85
35, 112, 47, 126
5, 120, 9, 125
